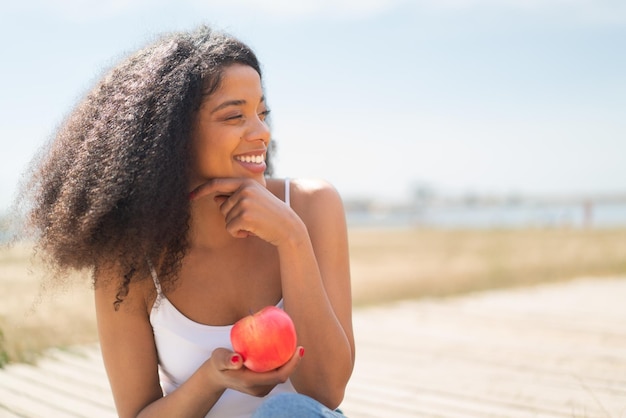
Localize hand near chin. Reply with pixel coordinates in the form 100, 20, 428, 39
189, 178, 305, 246
208, 347, 304, 397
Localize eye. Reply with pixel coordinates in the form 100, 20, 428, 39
259, 109, 271, 121
225, 114, 243, 121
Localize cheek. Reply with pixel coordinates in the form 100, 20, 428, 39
189, 121, 242, 176
190, 135, 215, 175
190, 136, 233, 177
192, 146, 218, 173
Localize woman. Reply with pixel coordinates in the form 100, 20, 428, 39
19, 26, 354, 417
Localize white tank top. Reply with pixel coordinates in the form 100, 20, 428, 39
149, 179, 296, 418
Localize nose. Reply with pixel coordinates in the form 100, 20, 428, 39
244, 116, 271, 144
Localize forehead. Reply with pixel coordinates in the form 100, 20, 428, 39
205, 64, 263, 105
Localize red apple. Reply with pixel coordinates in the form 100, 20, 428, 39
230, 306, 297, 373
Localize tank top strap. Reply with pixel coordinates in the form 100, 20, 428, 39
284, 178, 291, 207
147, 259, 162, 295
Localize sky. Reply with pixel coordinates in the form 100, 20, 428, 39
1, 0, 625, 211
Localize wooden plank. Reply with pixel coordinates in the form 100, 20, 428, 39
1, 277, 625, 417
4, 364, 115, 411
0, 380, 67, 418
33, 357, 112, 392
0, 403, 29, 418
0, 372, 115, 418
341, 277, 626, 418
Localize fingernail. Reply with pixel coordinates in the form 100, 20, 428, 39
298, 347, 305, 358
188, 191, 196, 200
231, 354, 241, 364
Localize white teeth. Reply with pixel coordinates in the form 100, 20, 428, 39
236, 154, 264, 164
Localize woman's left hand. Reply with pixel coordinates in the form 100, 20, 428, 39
189, 178, 305, 247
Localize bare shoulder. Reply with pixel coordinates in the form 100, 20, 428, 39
289, 178, 346, 227
291, 178, 340, 199
266, 177, 345, 229
93, 265, 162, 416
267, 177, 341, 201
94, 265, 155, 318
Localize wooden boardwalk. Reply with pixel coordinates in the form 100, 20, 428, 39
1, 277, 625, 417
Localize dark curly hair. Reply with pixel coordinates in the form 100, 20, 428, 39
16, 26, 273, 309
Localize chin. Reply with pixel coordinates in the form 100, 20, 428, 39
255, 175, 268, 187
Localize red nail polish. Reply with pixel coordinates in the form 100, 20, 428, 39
231, 354, 241, 364
298, 347, 305, 358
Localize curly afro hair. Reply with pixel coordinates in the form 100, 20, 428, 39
16, 26, 274, 308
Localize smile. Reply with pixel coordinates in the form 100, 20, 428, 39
235, 154, 265, 164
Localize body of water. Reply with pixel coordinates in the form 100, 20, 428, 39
347, 201, 626, 229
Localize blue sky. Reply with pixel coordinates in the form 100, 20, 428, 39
1, 0, 625, 210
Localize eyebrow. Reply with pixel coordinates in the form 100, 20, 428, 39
210, 96, 266, 114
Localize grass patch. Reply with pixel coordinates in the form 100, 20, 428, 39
348, 226, 626, 305
0, 243, 97, 366
0, 326, 9, 367
1, 226, 626, 365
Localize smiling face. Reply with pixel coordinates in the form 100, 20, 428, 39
189, 64, 271, 188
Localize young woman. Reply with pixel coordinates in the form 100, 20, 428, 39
18, 26, 354, 417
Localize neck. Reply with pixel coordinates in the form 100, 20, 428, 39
188, 198, 235, 251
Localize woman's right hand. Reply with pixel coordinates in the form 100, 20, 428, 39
206, 346, 305, 397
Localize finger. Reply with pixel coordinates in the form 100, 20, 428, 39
219, 193, 260, 238
259, 346, 305, 385
228, 353, 244, 370
274, 346, 305, 374
224, 213, 260, 239
216, 181, 262, 216
189, 178, 245, 201
293, 346, 306, 363
216, 186, 244, 217
212, 348, 244, 371
213, 194, 229, 206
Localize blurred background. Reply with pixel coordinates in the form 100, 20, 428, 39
1, 0, 625, 228
1, 0, 625, 364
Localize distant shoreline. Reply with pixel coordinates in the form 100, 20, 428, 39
345, 200, 626, 229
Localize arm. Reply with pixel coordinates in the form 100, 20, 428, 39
278, 179, 355, 408
94, 273, 223, 418
94, 269, 303, 418
194, 178, 355, 409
